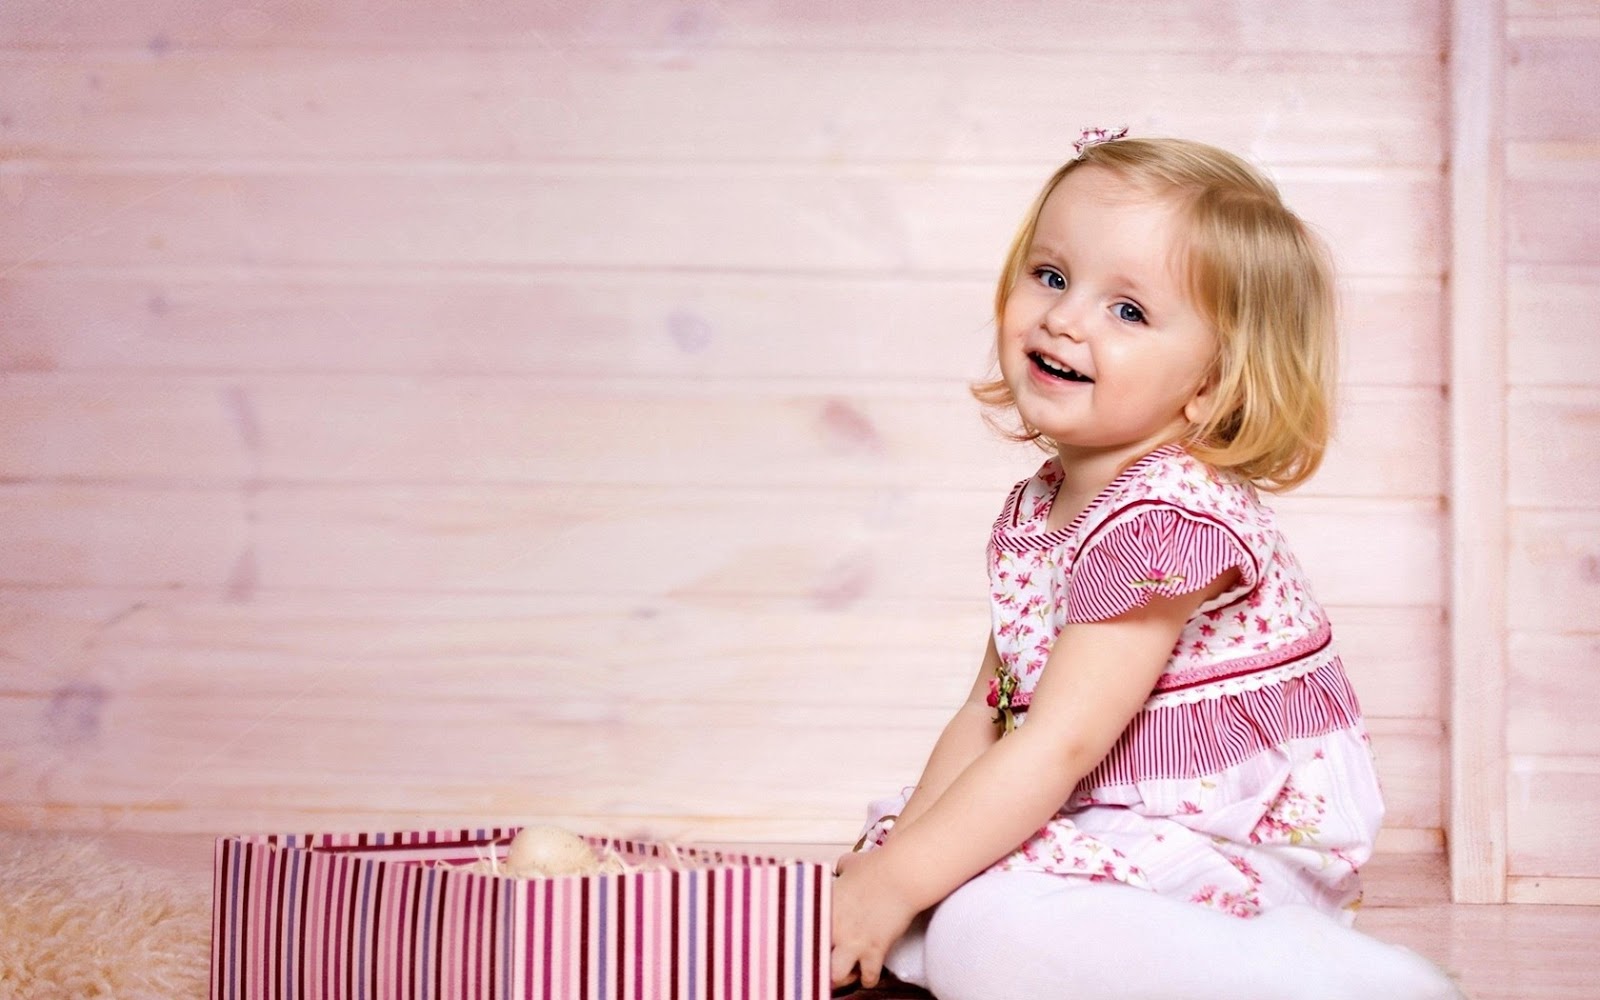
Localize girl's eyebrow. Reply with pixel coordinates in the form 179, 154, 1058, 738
1112, 273, 1155, 298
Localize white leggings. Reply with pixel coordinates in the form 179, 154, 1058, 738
885, 872, 1464, 1000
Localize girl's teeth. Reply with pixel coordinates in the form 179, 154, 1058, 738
1032, 352, 1091, 382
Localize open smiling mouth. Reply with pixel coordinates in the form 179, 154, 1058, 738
1030, 352, 1094, 383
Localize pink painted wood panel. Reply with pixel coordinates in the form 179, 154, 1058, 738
0, 0, 1445, 54
1508, 267, 1600, 387
1, 594, 988, 709
1510, 0, 1600, 22
1508, 634, 1600, 756
0, 692, 936, 837
1446, 0, 1510, 902
0, 50, 1443, 166
0, 485, 1442, 606
1500, 0, 1600, 889
1497, 0, 1600, 891
0, 376, 1443, 497
0, 687, 1442, 838
0, 271, 997, 380
1508, 388, 1600, 508
1507, 511, 1600, 632
0, 591, 1441, 721
1507, 761, 1600, 878
0, 271, 1444, 387
0, 587, 1440, 842
1504, 875, 1600, 907
0, 374, 1034, 487
0, 168, 1445, 278
1506, 150, 1600, 266
0, 483, 995, 600
1336, 607, 1446, 721
1506, 36, 1600, 140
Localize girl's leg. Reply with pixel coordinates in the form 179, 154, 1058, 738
882, 909, 930, 986
892, 870, 1463, 1000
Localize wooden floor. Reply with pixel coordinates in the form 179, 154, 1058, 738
96, 835, 1600, 1000
1348, 855, 1600, 1000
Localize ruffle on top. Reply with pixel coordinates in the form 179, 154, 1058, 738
1066, 505, 1258, 624
1076, 641, 1361, 792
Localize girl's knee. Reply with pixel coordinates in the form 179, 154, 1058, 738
921, 873, 1072, 999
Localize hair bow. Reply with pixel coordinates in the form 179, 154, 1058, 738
1074, 125, 1129, 156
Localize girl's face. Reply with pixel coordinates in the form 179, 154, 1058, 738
999, 166, 1219, 469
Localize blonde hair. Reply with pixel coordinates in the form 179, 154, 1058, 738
973, 137, 1337, 492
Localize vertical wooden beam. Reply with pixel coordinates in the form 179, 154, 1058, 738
1448, 0, 1508, 903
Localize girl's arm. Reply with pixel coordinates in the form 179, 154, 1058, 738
829, 571, 1235, 988
876, 637, 1002, 836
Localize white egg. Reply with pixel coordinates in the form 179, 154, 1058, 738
504, 825, 600, 877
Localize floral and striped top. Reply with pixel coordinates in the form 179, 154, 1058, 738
981, 444, 1386, 919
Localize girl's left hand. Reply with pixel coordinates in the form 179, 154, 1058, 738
828, 850, 920, 990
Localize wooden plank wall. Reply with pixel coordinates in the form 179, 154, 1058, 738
1448, 0, 1508, 905
0, 1, 1451, 850
1502, 0, 1600, 903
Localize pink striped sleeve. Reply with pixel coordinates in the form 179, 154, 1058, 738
1066, 506, 1255, 623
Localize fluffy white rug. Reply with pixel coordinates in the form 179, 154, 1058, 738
0, 832, 210, 1000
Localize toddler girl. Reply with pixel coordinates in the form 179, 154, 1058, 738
829, 131, 1463, 1000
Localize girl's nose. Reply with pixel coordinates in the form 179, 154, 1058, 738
1042, 292, 1087, 341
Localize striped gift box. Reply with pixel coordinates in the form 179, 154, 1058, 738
211, 827, 833, 1000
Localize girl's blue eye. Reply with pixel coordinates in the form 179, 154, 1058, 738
1115, 302, 1146, 324
1035, 268, 1066, 291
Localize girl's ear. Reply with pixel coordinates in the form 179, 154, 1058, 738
1182, 374, 1219, 427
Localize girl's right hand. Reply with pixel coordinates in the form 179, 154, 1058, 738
828, 849, 921, 991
